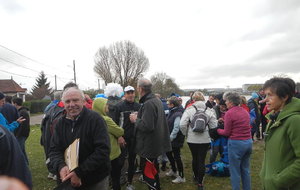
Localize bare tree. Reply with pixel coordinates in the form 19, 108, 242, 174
151, 72, 183, 98
94, 41, 149, 87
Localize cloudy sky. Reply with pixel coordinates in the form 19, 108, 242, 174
1, 0, 300, 91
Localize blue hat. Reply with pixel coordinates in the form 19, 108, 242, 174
95, 93, 107, 99
251, 92, 259, 99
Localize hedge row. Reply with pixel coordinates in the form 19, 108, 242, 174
23, 100, 51, 114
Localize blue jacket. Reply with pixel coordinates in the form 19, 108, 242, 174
0, 113, 19, 132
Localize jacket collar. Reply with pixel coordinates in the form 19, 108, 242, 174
139, 92, 154, 104
266, 98, 300, 130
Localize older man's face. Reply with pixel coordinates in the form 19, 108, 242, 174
63, 90, 85, 119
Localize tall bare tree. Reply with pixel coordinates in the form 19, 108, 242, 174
94, 41, 149, 87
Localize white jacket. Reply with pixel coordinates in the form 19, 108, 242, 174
180, 101, 218, 144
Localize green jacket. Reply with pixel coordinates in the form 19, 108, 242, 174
93, 98, 124, 160
260, 98, 300, 190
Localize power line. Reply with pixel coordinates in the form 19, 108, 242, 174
0, 44, 73, 74
0, 69, 35, 78
0, 57, 41, 74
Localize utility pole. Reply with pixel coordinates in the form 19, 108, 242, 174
73, 60, 77, 84
98, 79, 100, 90
55, 75, 57, 91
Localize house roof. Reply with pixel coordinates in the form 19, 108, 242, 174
0, 79, 27, 93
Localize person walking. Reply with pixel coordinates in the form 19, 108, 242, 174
165, 96, 185, 183
180, 91, 218, 190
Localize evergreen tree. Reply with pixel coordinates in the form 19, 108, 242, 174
31, 71, 52, 99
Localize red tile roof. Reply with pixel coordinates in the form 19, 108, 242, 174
0, 79, 27, 93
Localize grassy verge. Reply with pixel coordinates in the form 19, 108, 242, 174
27, 125, 263, 190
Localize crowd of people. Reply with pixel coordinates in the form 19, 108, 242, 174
1, 76, 300, 190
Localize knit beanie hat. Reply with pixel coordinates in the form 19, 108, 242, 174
251, 92, 259, 99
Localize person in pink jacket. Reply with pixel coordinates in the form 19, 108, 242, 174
217, 92, 252, 190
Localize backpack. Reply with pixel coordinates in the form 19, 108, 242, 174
206, 161, 230, 177
190, 105, 209, 133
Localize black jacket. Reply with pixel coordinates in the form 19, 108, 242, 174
115, 100, 141, 141
0, 103, 19, 123
167, 106, 184, 148
135, 93, 171, 158
14, 107, 30, 138
205, 100, 216, 109
247, 98, 261, 128
0, 125, 32, 189
49, 107, 111, 188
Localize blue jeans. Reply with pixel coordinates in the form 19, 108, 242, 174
228, 139, 252, 190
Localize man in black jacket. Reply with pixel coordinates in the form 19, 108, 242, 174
49, 87, 111, 190
115, 86, 141, 190
130, 78, 171, 190
12, 98, 30, 164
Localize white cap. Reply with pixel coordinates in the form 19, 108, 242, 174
124, 86, 135, 92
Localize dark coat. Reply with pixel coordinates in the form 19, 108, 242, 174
206, 100, 216, 109
49, 107, 111, 189
0, 125, 32, 189
167, 106, 184, 148
14, 107, 30, 138
134, 93, 172, 158
115, 100, 141, 141
0, 103, 19, 123
247, 98, 261, 127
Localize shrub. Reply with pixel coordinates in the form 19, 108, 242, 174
24, 100, 51, 113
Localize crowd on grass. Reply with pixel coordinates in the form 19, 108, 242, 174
1, 76, 300, 190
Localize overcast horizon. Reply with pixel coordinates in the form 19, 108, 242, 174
1, 0, 300, 91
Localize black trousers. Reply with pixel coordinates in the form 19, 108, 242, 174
119, 138, 137, 184
166, 147, 184, 178
111, 157, 122, 190
187, 143, 210, 185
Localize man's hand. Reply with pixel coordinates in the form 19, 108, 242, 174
17, 117, 26, 124
129, 112, 137, 123
63, 171, 82, 187
59, 166, 70, 181
118, 136, 126, 147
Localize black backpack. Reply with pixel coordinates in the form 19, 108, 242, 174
190, 105, 209, 133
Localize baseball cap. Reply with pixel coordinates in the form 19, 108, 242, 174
124, 86, 135, 92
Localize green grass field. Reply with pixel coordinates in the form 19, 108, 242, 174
27, 125, 264, 190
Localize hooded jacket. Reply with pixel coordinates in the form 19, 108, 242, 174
260, 98, 300, 190
180, 101, 218, 144
92, 98, 124, 160
135, 93, 172, 158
